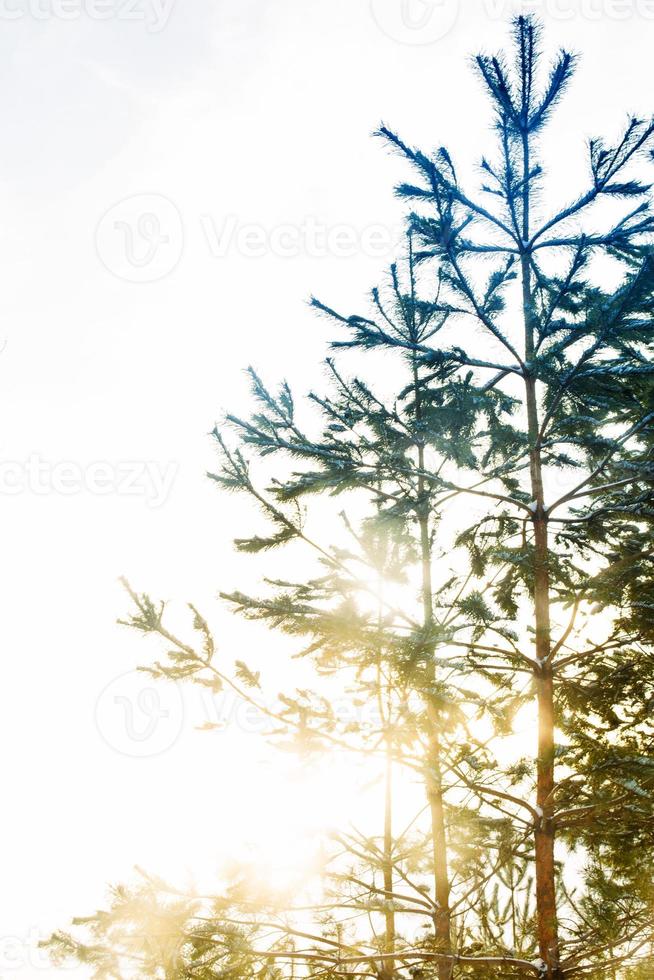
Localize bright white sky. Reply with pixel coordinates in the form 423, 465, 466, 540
1, 0, 653, 976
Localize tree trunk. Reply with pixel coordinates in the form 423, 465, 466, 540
523, 237, 562, 977
426, 704, 453, 979
413, 354, 453, 980
381, 738, 395, 979
532, 543, 560, 978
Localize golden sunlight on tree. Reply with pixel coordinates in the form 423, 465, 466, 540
44, 16, 654, 980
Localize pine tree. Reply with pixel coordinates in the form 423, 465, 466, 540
45, 16, 654, 980
47, 246, 542, 977
362, 16, 654, 977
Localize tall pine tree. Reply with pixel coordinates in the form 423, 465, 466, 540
46, 17, 654, 980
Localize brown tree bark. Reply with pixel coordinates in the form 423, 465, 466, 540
413, 353, 453, 980
522, 152, 562, 974
380, 738, 396, 980
426, 706, 453, 978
